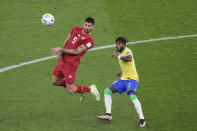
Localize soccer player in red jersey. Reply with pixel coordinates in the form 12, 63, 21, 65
51, 17, 100, 101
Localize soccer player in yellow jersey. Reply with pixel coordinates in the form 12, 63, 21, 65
97, 37, 146, 128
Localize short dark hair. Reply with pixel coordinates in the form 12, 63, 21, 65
85, 17, 94, 25
116, 37, 127, 44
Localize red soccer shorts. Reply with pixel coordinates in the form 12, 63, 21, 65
53, 61, 77, 84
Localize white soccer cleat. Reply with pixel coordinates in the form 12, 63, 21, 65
90, 85, 100, 101
97, 113, 112, 121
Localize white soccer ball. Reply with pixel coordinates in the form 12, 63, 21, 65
41, 13, 55, 26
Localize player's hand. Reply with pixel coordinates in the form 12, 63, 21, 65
112, 53, 118, 58
117, 71, 122, 77
56, 53, 62, 61
51, 47, 62, 55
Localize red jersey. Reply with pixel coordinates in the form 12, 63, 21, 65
61, 26, 94, 68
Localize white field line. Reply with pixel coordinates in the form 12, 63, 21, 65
0, 34, 197, 73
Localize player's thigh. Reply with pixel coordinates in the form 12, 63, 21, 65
111, 79, 126, 94
52, 61, 64, 85
108, 85, 118, 93
125, 79, 138, 95
62, 64, 77, 85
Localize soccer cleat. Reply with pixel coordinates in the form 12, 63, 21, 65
97, 113, 112, 121
90, 85, 100, 101
140, 119, 146, 128
79, 93, 85, 101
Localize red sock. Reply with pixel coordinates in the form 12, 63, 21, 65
76, 85, 91, 93
60, 80, 66, 87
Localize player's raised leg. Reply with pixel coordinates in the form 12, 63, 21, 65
76, 84, 100, 101
66, 84, 100, 101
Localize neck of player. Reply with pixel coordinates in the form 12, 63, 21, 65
119, 47, 125, 53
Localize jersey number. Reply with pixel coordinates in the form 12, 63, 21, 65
72, 36, 78, 44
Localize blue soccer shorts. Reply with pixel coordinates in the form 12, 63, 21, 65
112, 79, 138, 95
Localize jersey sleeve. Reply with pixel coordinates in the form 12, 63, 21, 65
125, 49, 132, 56
82, 38, 94, 50
126, 51, 132, 56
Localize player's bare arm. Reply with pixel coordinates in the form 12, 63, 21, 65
51, 44, 87, 56
63, 33, 70, 47
56, 33, 71, 60
112, 53, 132, 62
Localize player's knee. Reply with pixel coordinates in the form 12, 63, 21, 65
130, 94, 137, 101
66, 85, 76, 94
52, 80, 61, 86
67, 88, 76, 94
104, 88, 112, 95
52, 81, 57, 85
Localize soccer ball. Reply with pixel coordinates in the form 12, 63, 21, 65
41, 13, 55, 26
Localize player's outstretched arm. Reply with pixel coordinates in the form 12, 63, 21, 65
51, 45, 86, 56
112, 53, 132, 62
63, 33, 70, 47
119, 55, 132, 62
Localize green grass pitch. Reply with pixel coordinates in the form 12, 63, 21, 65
0, 0, 197, 130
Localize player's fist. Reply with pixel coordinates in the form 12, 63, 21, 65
51, 47, 62, 54
117, 71, 122, 77
112, 53, 118, 58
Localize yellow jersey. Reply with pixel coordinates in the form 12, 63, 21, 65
118, 47, 139, 82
